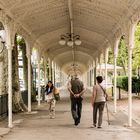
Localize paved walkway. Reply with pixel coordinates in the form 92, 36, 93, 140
0, 89, 140, 140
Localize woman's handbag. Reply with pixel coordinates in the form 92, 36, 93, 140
53, 87, 60, 101
45, 92, 53, 102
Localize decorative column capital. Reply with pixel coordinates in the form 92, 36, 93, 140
104, 48, 108, 63
113, 39, 119, 58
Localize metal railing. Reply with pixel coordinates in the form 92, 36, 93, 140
0, 94, 8, 118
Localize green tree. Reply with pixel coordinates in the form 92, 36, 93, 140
12, 35, 27, 112
17, 35, 36, 101
17, 35, 28, 90
106, 22, 140, 76
117, 37, 128, 75
107, 37, 128, 75
133, 22, 140, 75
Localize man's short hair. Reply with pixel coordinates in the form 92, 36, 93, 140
96, 76, 103, 83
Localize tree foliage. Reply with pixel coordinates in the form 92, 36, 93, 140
16, 35, 28, 90
132, 22, 140, 75
12, 35, 27, 112
107, 22, 140, 76
117, 37, 128, 75
17, 35, 36, 101
107, 37, 128, 75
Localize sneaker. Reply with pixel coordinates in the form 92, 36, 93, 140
97, 126, 102, 128
90, 124, 96, 128
74, 119, 79, 126
75, 122, 79, 126
50, 116, 55, 119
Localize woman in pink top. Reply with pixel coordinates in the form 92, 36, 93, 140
91, 76, 108, 128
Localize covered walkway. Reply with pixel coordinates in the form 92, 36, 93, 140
1, 89, 140, 140
0, 0, 140, 133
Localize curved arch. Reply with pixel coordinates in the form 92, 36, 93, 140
61, 61, 87, 75
41, 40, 103, 58
34, 26, 110, 48
53, 50, 93, 66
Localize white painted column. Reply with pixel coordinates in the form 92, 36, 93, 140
91, 64, 93, 86
87, 66, 89, 87
87, 71, 89, 87
128, 47, 133, 126
48, 59, 52, 81
55, 64, 58, 87
44, 58, 47, 86
52, 61, 54, 84
94, 59, 97, 85
85, 72, 87, 86
89, 65, 91, 87
7, 45, 13, 128
92, 60, 95, 86
98, 56, 101, 75
105, 48, 108, 88
127, 23, 135, 126
37, 55, 41, 106
113, 40, 119, 113
51, 60, 53, 82
60, 71, 63, 86
27, 51, 31, 112
90, 64, 92, 87
54, 63, 57, 86
58, 66, 60, 87
83, 72, 86, 87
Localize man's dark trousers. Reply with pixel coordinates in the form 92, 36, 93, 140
71, 96, 83, 125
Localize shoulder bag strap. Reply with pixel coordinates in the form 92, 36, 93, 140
99, 84, 105, 94
99, 84, 107, 101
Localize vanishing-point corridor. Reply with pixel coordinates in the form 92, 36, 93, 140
0, 1, 140, 140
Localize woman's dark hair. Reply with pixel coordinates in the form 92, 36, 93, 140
96, 76, 103, 83
48, 81, 53, 85
45, 81, 54, 94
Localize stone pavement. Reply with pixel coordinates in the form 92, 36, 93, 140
0, 117, 10, 138
0, 128, 10, 138
116, 96, 140, 125
0, 89, 140, 140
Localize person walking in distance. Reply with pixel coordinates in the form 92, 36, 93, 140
91, 76, 108, 128
45, 81, 56, 119
68, 75, 85, 126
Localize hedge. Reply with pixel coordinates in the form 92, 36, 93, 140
116, 76, 140, 93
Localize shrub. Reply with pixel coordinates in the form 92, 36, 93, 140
116, 76, 140, 93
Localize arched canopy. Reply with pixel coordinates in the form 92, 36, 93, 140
1, 0, 140, 71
